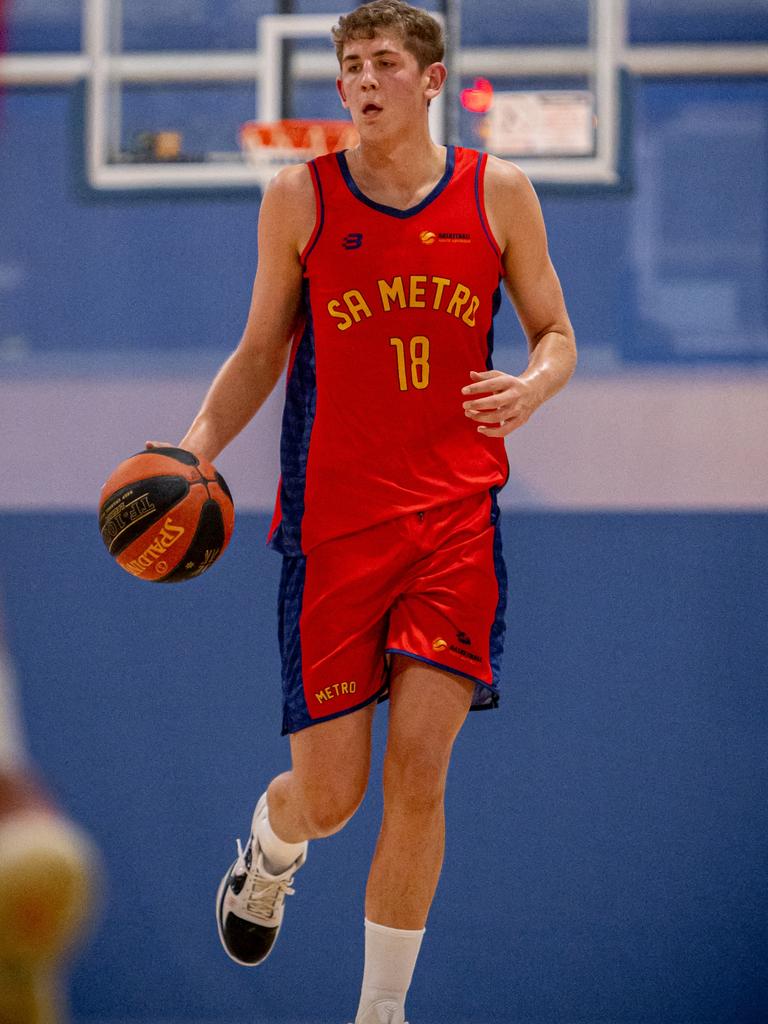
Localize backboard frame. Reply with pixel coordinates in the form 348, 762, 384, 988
84, 1, 625, 193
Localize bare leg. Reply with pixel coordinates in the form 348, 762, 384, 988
365, 656, 475, 929
266, 700, 377, 842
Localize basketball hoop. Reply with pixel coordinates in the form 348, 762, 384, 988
240, 119, 360, 188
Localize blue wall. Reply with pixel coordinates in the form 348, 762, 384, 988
7, 1, 768, 52
1, 512, 766, 1023
1, 79, 767, 364
1, 7, 767, 365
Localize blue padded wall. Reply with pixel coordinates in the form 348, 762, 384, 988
0, 512, 765, 1023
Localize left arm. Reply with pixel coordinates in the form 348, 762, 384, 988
462, 156, 577, 437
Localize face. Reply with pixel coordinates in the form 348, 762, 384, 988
336, 32, 445, 136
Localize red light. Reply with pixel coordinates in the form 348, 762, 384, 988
460, 78, 494, 114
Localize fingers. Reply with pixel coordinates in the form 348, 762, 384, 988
461, 369, 533, 436
461, 371, 507, 397
477, 416, 526, 438
466, 408, 508, 424
463, 393, 505, 413
469, 369, 503, 380
463, 372, 516, 423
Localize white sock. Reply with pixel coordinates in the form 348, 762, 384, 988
255, 798, 306, 875
355, 918, 426, 1024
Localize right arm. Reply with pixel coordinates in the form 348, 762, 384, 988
173, 164, 316, 463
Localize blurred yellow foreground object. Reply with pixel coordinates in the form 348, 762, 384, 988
0, 773, 99, 1024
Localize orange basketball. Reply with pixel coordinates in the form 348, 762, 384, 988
98, 447, 234, 583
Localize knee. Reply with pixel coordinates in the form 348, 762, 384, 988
299, 775, 368, 838
382, 745, 450, 811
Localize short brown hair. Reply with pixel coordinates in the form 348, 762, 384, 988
332, 1, 445, 71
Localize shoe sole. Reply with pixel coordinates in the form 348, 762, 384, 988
216, 795, 271, 968
215, 860, 271, 968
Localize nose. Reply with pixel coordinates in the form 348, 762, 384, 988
360, 60, 378, 89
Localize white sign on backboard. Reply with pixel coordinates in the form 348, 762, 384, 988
487, 91, 595, 157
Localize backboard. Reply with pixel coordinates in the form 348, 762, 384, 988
84, 1, 625, 192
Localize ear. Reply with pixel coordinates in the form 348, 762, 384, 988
424, 62, 447, 103
336, 76, 349, 109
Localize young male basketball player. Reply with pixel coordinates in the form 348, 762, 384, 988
150, 3, 576, 1021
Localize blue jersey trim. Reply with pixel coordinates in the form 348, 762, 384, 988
336, 145, 456, 219
302, 160, 325, 265
488, 487, 508, 686
270, 283, 317, 556
486, 282, 503, 370
475, 153, 501, 259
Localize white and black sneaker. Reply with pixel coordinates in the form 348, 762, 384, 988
216, 794, 307, 966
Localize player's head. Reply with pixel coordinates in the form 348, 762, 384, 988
332, 1, 444, 72
333, 1, 446, 132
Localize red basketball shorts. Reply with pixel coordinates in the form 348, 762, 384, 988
277, 489, 507, 735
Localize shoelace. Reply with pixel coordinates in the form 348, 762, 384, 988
234, 838, 296, 921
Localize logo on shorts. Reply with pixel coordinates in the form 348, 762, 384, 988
315, 680, 357, 706
432, 635, 482, 664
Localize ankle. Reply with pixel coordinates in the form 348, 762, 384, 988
354, 918, 425, 1024
255, 793, 307, 874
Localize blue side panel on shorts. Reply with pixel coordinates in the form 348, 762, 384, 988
464, 488, 506, 712
471, 282, 506, 711
269, 282, 317, 557
278, 554, 309, 735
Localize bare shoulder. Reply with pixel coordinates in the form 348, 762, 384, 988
266, 161, 315, 202
483, 154, 546, 256
484, 154, 539, 209
259, 162, 317, 252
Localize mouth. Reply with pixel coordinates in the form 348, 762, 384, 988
362, 102, 383, 116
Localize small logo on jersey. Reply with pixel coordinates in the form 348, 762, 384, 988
420, 230, 471, 245
456, 630, 472, 646
342, 232, 364, 250
432, 637, 448, 652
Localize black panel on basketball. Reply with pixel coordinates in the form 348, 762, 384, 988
99, 476, 190, 556
215, 471, 233, 502
132, 447, 200, 467
160, 498, 225, 583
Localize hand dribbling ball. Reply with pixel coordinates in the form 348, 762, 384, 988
98, 447, 234, 583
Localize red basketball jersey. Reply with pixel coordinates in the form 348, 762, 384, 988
269, 145, 509, 556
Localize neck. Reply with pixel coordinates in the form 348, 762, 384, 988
351, 130, 445, 191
